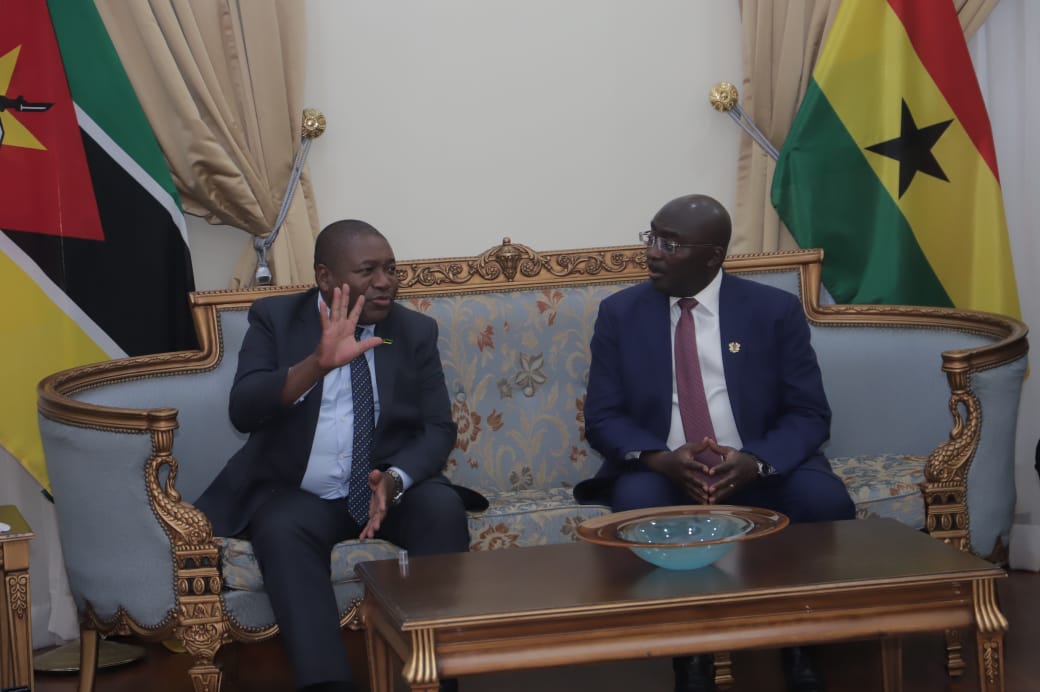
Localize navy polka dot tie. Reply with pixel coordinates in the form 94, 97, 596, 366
348, 326, 374, 526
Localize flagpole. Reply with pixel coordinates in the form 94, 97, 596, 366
253, 109, 328, 285
709, 82, 779, 161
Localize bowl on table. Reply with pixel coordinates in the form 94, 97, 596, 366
576, 506, 789, 570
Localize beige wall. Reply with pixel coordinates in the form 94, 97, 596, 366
188, 0, 743, 289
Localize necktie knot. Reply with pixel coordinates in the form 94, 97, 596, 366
678, 297, 698, 312
354, 325, 364, 340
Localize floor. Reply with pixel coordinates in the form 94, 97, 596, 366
31, 570, 1039, 692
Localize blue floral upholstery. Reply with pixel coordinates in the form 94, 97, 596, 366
830, 454, 926, 528
218, 536, 401, 592
399, 286, 626, 549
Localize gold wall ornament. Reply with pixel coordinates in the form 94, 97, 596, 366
301, 108, 326, 138
709, 81, 739, 112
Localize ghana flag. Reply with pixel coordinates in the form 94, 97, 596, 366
1, 0, 196, 490
771, 0, 1020, 318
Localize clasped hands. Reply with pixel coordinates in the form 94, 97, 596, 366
644, 438, 760, 505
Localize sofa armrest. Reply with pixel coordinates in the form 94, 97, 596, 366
38, 349, 228, 644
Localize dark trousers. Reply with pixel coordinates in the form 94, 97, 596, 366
611, 465, 856, 523
248, 480, 469, 689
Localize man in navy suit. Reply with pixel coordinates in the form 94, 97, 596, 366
576, 195, 854, 692
196, 220, 480, 692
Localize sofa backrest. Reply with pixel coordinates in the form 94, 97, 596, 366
45, 242, 1026, 509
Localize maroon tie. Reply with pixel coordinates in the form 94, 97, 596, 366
675, 298, 720, 475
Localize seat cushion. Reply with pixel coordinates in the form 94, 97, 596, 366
218, 536, 401, 592
831, 453, 926, 528
467, 486, 611, 550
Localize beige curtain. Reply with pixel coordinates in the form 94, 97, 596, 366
735, 0, 1002, 254
96, 0, 320, 287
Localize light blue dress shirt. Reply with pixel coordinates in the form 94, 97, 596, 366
299, 313, 413, 499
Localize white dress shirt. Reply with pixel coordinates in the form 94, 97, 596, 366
665, 270, 743, 452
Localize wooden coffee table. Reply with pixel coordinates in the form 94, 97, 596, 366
357, 518, 1006, 692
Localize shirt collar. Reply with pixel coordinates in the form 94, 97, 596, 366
669, 270, 723, 317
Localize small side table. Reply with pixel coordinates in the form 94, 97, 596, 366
0, 505, 34, 692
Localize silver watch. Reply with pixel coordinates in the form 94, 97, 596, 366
386, 468, 405, 505
754, 458, 776, 478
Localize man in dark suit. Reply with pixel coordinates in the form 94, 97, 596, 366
196, 220, 479, 692
575, 195, 854, 692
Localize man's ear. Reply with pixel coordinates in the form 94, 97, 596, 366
315, 263, 331, 291
708, 246, 726, 268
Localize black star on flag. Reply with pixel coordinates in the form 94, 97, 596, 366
865, 99, 953, 198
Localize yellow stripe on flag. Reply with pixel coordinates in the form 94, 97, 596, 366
813, 0, 1018, 317
0, 248, 109, 489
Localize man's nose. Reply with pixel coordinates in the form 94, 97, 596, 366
371, 268, 393, 288
645, 239, 664, 260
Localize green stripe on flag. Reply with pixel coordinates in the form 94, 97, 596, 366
772, 81, 951, 307
47, 0, 181, 208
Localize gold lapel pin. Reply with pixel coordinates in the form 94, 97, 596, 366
728, 342, 741, 353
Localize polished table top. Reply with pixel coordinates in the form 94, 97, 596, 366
356, 518, 1003, 629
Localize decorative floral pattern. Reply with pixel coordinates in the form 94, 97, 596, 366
218, 537, 400, 592
452, 397, 482, 452
536, 289, 565, 326
831, 453, 926, 529
515, 352, 547, 397
471, 523, 521, 551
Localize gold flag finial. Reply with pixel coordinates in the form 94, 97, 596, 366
302, 108, 327, 139
709, 82, 739, 112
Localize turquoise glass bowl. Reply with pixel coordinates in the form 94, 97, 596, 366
577, 506, 789, 571
617, 514, 754, 570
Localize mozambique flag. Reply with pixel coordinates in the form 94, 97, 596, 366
1, 0, 196, 490
771, 0, 1020, 318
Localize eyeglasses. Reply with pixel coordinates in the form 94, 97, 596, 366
638, 230, 718, 256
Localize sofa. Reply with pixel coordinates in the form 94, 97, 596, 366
37, 240, 1027, 692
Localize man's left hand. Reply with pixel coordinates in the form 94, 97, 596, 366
704, 440, 759, 504
359, 469, 395, 540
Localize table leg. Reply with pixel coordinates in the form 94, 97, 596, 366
1, 542, 33, 692
944, 628, 966, 677
403, 629, 440, 692
364, 622, 396, 692
880, 637, 902, 692
974, 578, 1008, 692
713, 651, 733, 689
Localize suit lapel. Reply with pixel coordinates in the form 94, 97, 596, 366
718, 273, 748, 432
294, 289, 326, 431
373, 307, 399, 437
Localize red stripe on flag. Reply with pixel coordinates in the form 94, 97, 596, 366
0, 0, 103, 240
886, 0, 999, 181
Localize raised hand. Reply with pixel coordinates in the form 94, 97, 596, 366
316, 284, 384, 371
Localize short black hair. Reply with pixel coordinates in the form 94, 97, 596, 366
313, 219, 384, 269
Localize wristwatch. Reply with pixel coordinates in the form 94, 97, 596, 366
386, 468, 405, 505
748, 454, 776, 478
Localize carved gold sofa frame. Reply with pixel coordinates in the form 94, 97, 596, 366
37, 242, 1026, 692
